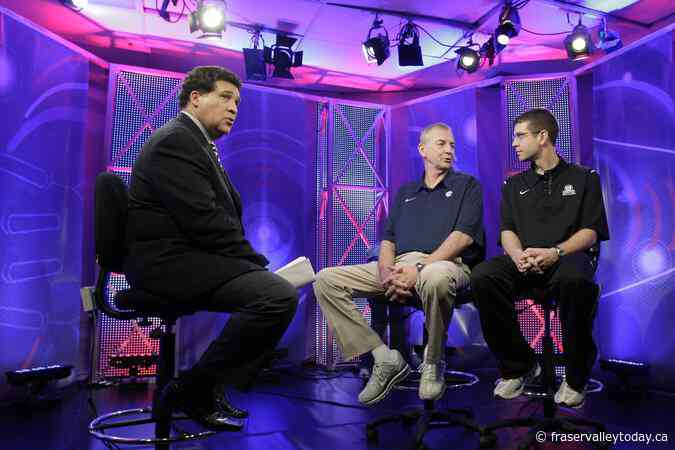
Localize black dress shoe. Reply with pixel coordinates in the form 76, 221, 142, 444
214, 388, 249, 419
156, 379, 244, 432
187, 409, 245, 432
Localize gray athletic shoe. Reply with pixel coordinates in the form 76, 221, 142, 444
494, 362, 542, 399
554, 380, 585, 408
358, 350, 411, 406
419, 360, 447, 401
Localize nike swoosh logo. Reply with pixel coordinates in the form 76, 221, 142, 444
404, 197, 416, 203
519, 189, 530, 195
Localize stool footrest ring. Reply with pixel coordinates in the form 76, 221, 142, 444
88, 407, 216, 444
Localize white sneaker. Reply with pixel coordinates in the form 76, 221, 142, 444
494, 363, 542, 399
419, 360, 447, 401
554, 380, 585, 408
358, 350, 410, 406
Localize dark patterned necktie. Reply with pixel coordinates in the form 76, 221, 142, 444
210, 143, 242, 215
210, 143, 222, 166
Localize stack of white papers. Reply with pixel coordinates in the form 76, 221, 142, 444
274, 256, 315, 289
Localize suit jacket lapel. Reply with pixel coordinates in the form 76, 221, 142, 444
206, 142, 244, 219
176, 114, 240, 217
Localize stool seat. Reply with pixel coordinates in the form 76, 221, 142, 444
114, 289, 198, 318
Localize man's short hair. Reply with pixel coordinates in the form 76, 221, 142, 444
179, 66, 242, 109
419, 122, 452, 145
514, 108, 559, 145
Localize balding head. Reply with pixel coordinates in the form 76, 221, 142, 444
419, 122, 453, 145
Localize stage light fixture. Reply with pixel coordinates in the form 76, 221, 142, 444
598, 19, 622, 54
495, 2, 521, 46
6, 365, 73, 386
61, 0, 88, 10
456, 46, 480, 73
564, 22, 594, 60
264, 34, 303, 79
397, 21, 423, 67
243, 30, 267, 81
244, 48, 267, 81
362, 17, 390, 66
189, 0, 227, 39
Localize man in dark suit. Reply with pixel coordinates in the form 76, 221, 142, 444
125, 66, 298, 430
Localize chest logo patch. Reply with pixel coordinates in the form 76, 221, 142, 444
445, 190, 453, 198
562, 184, 576, 196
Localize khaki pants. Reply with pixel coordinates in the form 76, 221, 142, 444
313, 252, 470, 363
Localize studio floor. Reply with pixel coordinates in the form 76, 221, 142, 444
2, 367, 672, 450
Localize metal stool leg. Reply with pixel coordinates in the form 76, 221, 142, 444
89, 318, 217, 447
154, 320, 175, 450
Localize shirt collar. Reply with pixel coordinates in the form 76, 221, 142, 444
181, 110, 214, 145
415, 169, 455, 192
525, 155, 568, 183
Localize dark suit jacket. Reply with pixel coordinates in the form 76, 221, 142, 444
124, 113, 268, 301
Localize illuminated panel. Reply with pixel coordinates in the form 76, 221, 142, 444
314, 105, 330, 367
504, 77, 576, 173
313, 103, 386, 367
96, 69, 182, 379
516, 299, 565, 377
96, 274, 162, 378
110, 71, 181, 168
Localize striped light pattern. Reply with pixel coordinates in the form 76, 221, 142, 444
313, 103, 387, 367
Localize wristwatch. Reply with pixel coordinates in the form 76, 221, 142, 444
415, 262, 426, 273
554, 245, 565, 258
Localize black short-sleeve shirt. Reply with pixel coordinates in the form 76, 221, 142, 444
500, 157, 609, 248
382, 170, 485, 267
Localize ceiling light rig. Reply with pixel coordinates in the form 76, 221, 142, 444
239, 26, 306, 81
243, 28, 267, 81
397, 20, 423, 66
455, 40, 481, 73
362, 16, 391, 66
598, 18, 622, 54
264, 34, 304, 79
495, 1, 521, 46
564, 17, 594, 60
189, 0, 227, 39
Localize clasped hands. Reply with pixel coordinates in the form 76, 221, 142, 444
513, 247, 559, 274
378, 265, 418, 304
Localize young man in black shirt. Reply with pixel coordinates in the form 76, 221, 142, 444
470, 108, 609, 408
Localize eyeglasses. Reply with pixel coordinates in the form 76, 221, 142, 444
513, 130, 543, 141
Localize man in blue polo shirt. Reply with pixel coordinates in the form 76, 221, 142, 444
470, 108, 609, 408
313, 123, 484, 405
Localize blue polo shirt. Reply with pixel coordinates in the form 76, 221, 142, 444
382, 170, 485, 268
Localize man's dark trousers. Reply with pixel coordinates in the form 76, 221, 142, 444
180, 270, 298, 394
470, 253, 598, 391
